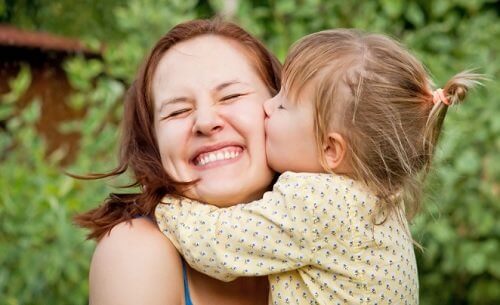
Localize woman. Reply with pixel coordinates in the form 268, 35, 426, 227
75, 19, 281, 304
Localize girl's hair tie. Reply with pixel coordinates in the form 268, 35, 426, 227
432, 88, 450, 105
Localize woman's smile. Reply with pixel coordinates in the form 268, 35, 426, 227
191, 144, 244, 168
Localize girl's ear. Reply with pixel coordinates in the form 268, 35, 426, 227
323, 132, 347, 171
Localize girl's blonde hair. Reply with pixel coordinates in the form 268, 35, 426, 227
283, 29, 482, 222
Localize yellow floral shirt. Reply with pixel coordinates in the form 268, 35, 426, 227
155, 172, 419, 305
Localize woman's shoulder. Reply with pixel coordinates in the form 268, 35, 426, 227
95, 216, 172, 248
89, 217, 183, 305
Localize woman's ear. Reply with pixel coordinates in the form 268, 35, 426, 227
323, 132, 347, 171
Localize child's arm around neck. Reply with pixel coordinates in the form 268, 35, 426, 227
155, 172, 354, 281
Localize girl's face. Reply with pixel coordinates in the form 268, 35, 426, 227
263, 87, 324, 173
152, 35, 274, 207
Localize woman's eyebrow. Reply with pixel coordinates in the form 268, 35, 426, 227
157, 97, 188, 112
214, 80, 249, 91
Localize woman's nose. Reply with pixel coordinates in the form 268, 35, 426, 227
192, 107, 224, 136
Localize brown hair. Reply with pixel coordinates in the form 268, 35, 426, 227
74, 19, 282, 240
283, 29, 482, 222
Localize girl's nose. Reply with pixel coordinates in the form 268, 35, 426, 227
263, 97, 274, 118
192, 107, 224, 136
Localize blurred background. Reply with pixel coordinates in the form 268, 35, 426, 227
0, 0, 498, 304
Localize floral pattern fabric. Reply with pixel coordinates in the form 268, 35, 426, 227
155, 172, 419, 305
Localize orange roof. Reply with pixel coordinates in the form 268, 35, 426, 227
0, 24, 97, 54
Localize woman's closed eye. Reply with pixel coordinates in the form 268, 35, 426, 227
220, 92, 248, 103
161, 108, 192, 120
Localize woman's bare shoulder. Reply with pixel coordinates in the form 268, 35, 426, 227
89, 217, 183, 305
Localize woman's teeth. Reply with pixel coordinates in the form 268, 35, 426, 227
195, 150, 240, 166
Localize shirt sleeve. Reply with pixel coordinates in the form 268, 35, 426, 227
155, 173, 326, 281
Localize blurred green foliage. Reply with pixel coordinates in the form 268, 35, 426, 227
0, 0, 498, 304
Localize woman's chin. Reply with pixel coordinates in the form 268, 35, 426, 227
189, 182, 258, 207
188, 172, 273, 207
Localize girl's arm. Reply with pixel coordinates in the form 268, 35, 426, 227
155, 172, 340, 281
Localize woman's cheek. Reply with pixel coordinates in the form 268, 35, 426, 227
227, 100, 265, 126
156, 119, 190, 153
156, 119, 196, 181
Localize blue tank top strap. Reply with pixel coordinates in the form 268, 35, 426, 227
182, 259, 195, 305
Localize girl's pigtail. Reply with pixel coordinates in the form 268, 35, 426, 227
423, 71, 484, 168
443, 70, 484, 105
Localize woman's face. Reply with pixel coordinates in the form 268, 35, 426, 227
152, 35, 275, 207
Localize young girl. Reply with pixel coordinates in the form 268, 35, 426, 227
155, 29, 480, 305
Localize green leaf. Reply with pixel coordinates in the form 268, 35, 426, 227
455, 149, 481, 175
488, 260, 500, 278
20, 99, 41, 124
0, 103, 15, 121
405, 2, 425, 27
1, 64, 31, 104
465, 251, 488, 275
381, 0, 404, 18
